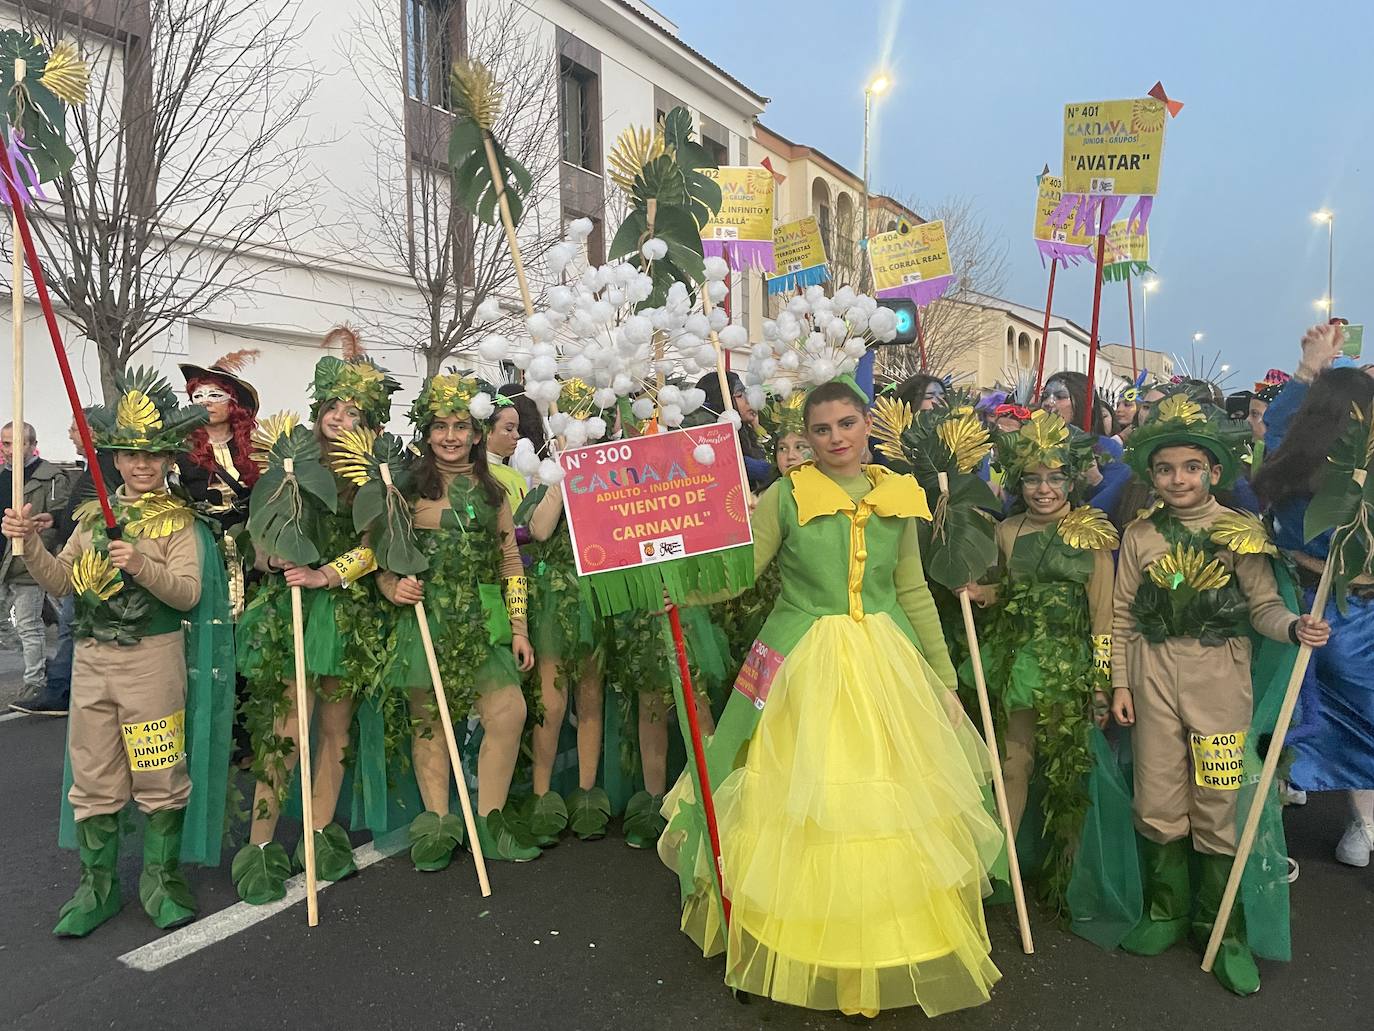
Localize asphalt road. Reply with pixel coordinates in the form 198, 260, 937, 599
2, 679, 1372, 1030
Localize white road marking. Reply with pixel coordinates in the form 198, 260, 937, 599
118, 828, 410, 972
0, 711, 32, 723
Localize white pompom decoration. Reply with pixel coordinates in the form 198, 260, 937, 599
693, 443, 717, 465
548, 412, 571, 435
567, 217, 594, 243
641, 238, 668, 261
537, 459, 566, 485
706, 280, 728, 303
475, 297, 502, 325
593, 387, 617, 410
703, 256, 730, 282
718, 409, 742, 428
682, 388, 707, 413
477, 334, 509, 363
585, 416, 608, 441
718, 324, 749, 350
632, 398, 656, 420
745, 386, 766, 411
513, 439, 541, 478
468, 393, 495, 421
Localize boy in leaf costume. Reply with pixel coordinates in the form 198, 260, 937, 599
2, 369, 235, 938
1111, 392, 1330, 995
966, 411, 1117, 917
231, 336, 404, 905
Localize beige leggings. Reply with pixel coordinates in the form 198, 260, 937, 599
532, 656, 603, 795
248, 678, 355, 844
1002, 708, 1038, 834
638, 692, 715, 797
410, 683, 526, 816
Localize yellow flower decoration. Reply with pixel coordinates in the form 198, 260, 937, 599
39, 40, 90, 106
449, 59, 501, 131
426, 374, 479, 419
122, 493, 194, 540
1058, 506, 1120, 551
1210, 512, 1277, 556
1155, 394, 1205, 426
70, 549, 122, 601
870, 396, 912, 463
608, 125, 667, 196
331, 427, 378, 486
250, 412, 300, 471
115, 389, 163, 443
1147, 544, 1232, 592
938, 414, 993, 474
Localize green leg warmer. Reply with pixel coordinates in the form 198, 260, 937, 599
139, 808, 197, 931
1121, 837, 1192, 956
54, 812, 124, 938
1193, 852, 1261, 996
295, 823, 358, 883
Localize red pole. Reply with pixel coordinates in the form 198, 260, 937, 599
1125, 270, 1138, 379
1033, 258, 1058, 398
665, 602, 730, 928
913, 303, 929, 373
1083, 232, 1107, 431
0, 139, 117, 531
722, 243, 732, 373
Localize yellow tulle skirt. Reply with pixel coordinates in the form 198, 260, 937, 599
662, 612, 1003, 1017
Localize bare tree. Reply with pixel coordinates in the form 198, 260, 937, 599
12, 0, 320, 402
868, 195, 1009, 383
340, 0, 563, 377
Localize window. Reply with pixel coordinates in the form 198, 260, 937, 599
561, 59, 599, 172
406, 0, 460, 108
1017, 332, 1031, 365
703, 134, 729, 166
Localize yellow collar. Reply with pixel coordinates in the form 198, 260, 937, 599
791, 462, 931, 525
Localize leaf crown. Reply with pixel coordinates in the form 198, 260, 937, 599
88, 366, 208, 453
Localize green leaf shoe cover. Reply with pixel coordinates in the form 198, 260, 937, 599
623, 790, 667, 850
231, 841, 292, 905
476, 809, 542, 862
566, 786, 611, 841
295, 823, 358, 883
1121, 837, 1192, 956
528, 791, 569, 847
139, 808, 197, 930
54, 812, 123, 938
409, 811, 464, 872
1193, 852, 1261, 996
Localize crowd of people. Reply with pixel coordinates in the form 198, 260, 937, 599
1, 316, 1370, 1019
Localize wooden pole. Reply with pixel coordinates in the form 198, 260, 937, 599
416, 598, 493, 898
941, 472, 1035, 955
1082, 232, 1107, 431
1033, 258, 1058, 399
9, 57, 24, 556
481, 134, 533, 319
1202, 558, 1334, 972
285, 512, 319, 926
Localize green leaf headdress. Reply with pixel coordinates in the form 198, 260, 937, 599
996, 410, 1098, 488
0, 32, 88, 187
331, 428, 427, 576
759, 392, 806, 442
87, 367, 209, 453
406, 372, 503, 431
310, 326, 402, 429
1124, 391, 1247, 488
245, 413, 339, 566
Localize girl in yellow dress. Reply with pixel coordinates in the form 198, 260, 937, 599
661, 379, 1002, 1017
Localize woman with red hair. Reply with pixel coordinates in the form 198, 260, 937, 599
177, 350, 261, 534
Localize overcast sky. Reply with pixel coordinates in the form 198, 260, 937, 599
656, 0, 1370, 388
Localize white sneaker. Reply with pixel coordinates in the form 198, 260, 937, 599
1335, 819, 1374, 867
1280, 781, 1308, 806
1286, 857, 1300, 883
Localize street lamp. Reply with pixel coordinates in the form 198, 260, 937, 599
1141, 277, 1159, 352
1193, 331, 1204, 343
860, 73, 891, 293
1313, 209, 1334, 319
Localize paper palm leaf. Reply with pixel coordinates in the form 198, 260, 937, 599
124, 494, 194, 540
870, 396, 912, 465
246, 416, 337, 565
448, 58, 533, 228
0, 30, 84, 184
333, 430, 427, 576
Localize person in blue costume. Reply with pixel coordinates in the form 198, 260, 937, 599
1256, 322, 1374, 867
232, 333, 403, 904
3, 369, 234, 937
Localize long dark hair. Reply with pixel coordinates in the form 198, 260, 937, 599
498, 382, 548, 456
894, 374, 944, 409
410, 420, 506, 509
1254, 368, 1374, 506
1044, 371, 1111, 435
695, 371, 766, 463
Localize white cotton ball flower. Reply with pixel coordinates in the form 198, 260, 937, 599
824, 317, 849, 344
846, 309, 871, 334
641, 238, 668, 261
843, 338, 868, 358
548, 412, 571, 435
682, 388, 707, 413
853, 294, 878, 316
527, 313, 555, 342
804, 285, 828, 305
718, 324, 749, 350
477, 334, 509, 363
708, 309, 728, 332
468, 392, 495, 421
809, 358, 837, 385
805, 332, 827, 356
660, 404, 684, 427
593, 387, 617, 411
658, 384, 683, 407
605, 287, 625, 307
838, 356, 859, 375
813, 309, 835, 328
706, 280, 728, 304
667, 281, 690, 306
758, 357, 780, 379
703, 256, 730, 282
632, 397, 656, 421
780, 350, 801, 371
476, 296, 503, 325
547, 243, 577, 276
762, 320, 780, 342
590, 300, 614, 325
773, 379, 795, 399
751, 341, 774, 359
614, 261, 640, 286
538, 458, 566, 485
581, 266, 604, 293
585, 415, 608, 441
833, 286, 857, 310
685, 314, 710, 338
567, 355, 595, 381
567, 217, 594, 243
867, 306, 897, 341
510, 350, 533, 371
545, 285, 576, 314
718, 409, 742, 429
776, 313, 801, 341
746, 386, 766, 411
563, 420, 589, 447
528, 356, 558, 382
531, 341, 557, 360
675, 332, 703, 355
513, 439, 541, 478
529, 379, 559, 405
693, 443, 717, 465
627, 275, 654, 303
694, 343, 718, 368
612, 374, 635, 395
623, 314, 654, 345
786, 296, 810, 317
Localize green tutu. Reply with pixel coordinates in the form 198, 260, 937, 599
384, 602, 520, 710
